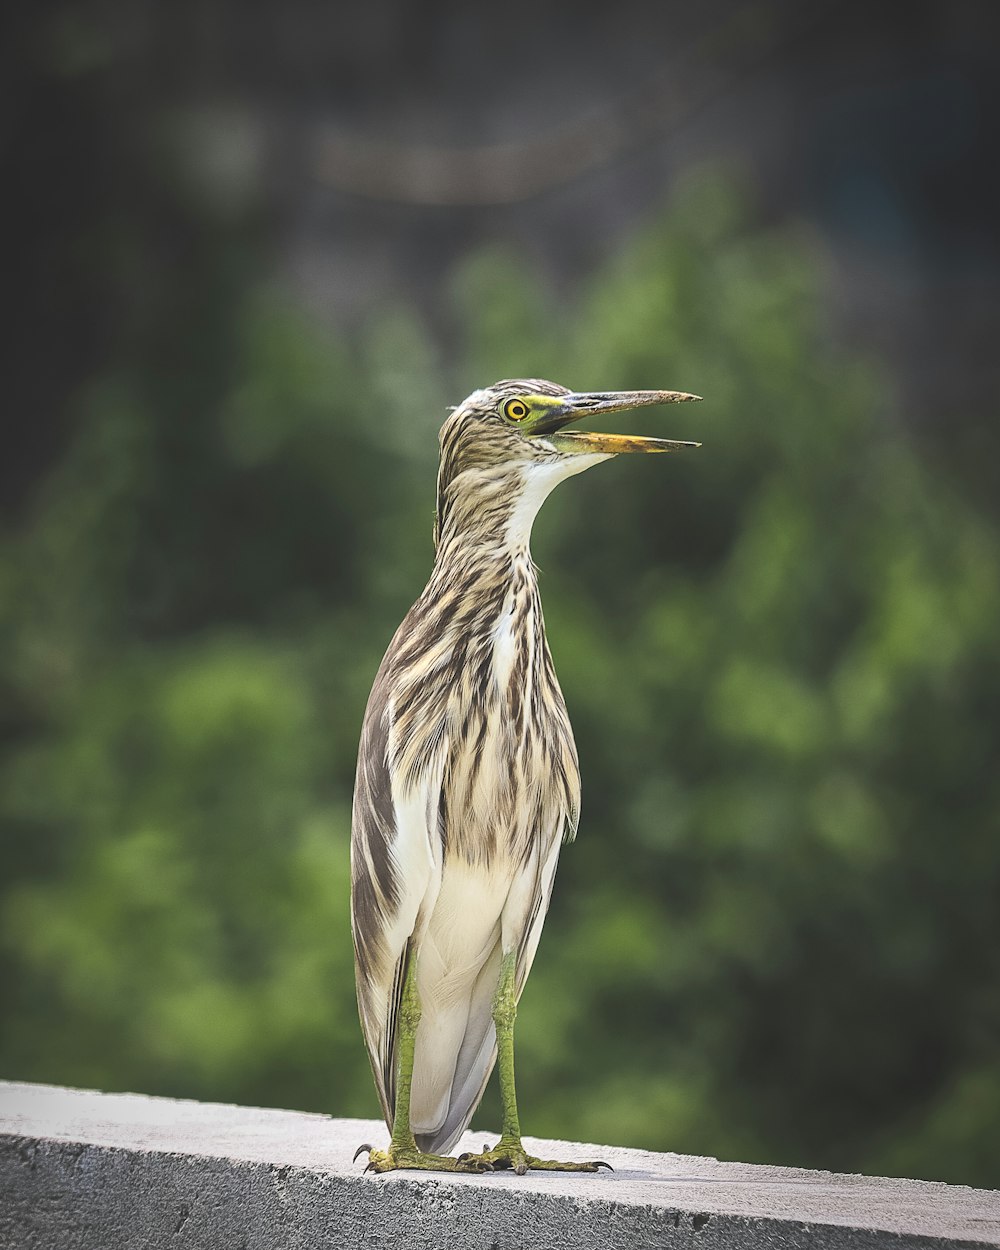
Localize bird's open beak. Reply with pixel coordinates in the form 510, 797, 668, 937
532, 390, 702, 455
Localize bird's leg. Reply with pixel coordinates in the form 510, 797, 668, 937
458, 950, 611, 1176
358, 955, 487, 1173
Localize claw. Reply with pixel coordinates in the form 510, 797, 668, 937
353, 1143, 373, 1164
595, 1160, 614, 1172
457, 1151, 496, 1172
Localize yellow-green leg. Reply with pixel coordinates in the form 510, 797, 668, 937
355, 955, 487, 1173
459, 950, 611, 1176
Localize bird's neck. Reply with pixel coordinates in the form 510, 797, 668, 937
432, 485, 548, 598
423, 482, 548, 647
429, 523, 540, 613
433, 460, 577, 570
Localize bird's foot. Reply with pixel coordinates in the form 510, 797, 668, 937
458, 1136, 613, 1176
353, 1141, 491, 1174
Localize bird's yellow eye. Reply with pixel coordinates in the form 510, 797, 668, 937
504, 399, 529, 422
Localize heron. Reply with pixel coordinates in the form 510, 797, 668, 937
351, 379, 700, 1174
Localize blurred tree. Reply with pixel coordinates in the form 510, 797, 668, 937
1, 174, 998, 1188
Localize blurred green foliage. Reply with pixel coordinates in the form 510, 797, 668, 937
2, 175, 998, 1187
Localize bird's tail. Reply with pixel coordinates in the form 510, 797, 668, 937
408, 935, 504, 1154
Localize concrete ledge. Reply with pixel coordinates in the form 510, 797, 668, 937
1, 1081, 998, 1249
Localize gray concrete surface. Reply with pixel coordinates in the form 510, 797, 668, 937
1, 1081, 998, 1249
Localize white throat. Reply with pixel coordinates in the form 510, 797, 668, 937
503, 454, 609, 554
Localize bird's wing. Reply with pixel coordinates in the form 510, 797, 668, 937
513, 817, 568, 997
351, 661, 445, 1129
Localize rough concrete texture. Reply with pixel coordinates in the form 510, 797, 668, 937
1, 1081, 998, 1250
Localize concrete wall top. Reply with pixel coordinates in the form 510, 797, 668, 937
2, 1081, 998, 1249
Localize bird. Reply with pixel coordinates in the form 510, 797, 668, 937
351, 379, 700, 1174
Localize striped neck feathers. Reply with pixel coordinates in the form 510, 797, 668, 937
434, 456, 603, 564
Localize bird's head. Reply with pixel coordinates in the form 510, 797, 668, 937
433, 378, 700, 550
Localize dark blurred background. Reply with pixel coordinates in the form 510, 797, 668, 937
2, 0, 999, 1188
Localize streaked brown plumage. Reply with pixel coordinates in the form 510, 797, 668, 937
351, 379, 699, 1170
